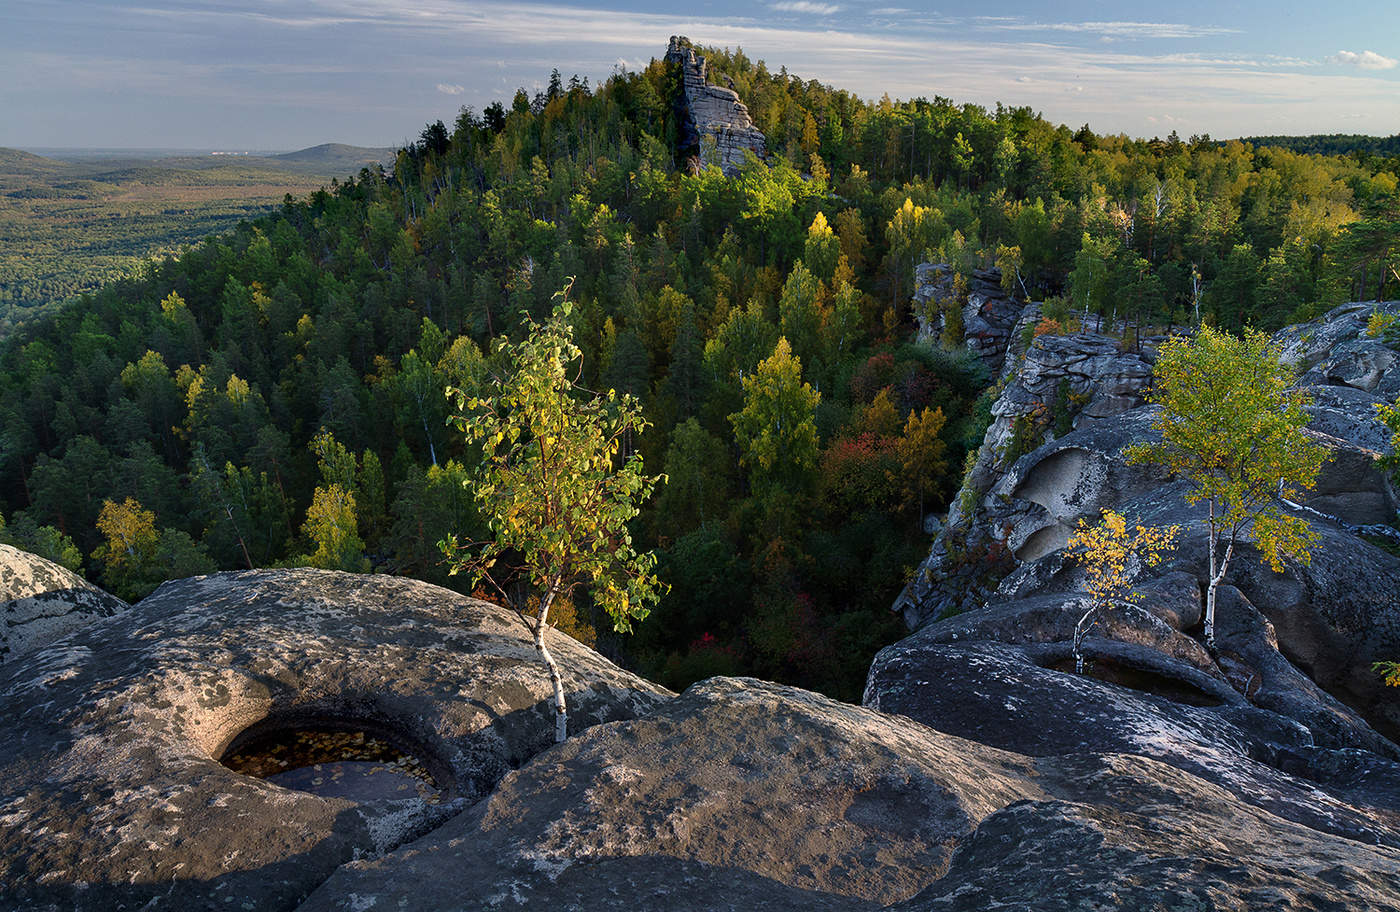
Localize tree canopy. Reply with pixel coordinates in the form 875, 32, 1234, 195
1127, 326, 1327, 648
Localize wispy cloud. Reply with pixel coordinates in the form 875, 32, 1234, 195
10, 0, 1400, 147
985, 20, 1240, 40
771, 1, 841, 15
1330, 50, 1398, 70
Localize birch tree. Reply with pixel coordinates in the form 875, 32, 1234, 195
442, 286, 664, 743
1066, 510, 1178, 673
1127, 327, 1326, 650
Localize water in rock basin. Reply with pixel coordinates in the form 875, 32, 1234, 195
223, 729, 442, 803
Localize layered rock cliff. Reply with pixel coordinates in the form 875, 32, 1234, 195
665, 36, 767, 176
894, 295, 1400, 753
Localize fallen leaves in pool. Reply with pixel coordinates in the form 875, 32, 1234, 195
223, 730, 442, 803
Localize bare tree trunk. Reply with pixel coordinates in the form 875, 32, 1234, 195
1073, 598, 1099, 675
534, 578, 568, 743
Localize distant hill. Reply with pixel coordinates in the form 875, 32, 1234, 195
1241, 133, 1400, 157
0, 146, 360, 325
272, 143, 395, 172
0, 148, 80, 180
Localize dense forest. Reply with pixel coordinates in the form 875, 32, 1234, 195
0, 146, 390, 331
3, 46, 1399, 699
1242, 133, 1400, 159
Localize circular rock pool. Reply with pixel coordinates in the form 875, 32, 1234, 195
222, 728, 444, 803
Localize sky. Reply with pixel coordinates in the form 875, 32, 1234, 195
3, 0, 1398, 151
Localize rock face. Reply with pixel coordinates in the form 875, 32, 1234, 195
886, 299, 1400, 809
898, 325, 1159, 626
0, 569, 671, 911
666, 36, 766, 176
302, 675, 1400, 912
0, 543, 127, 662
899, 300, 1400, 620
912, 265, 1027, 375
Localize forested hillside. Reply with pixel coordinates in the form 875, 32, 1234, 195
1242, 132, 1400, 159
0, 145, 391, 329
3, 47, 1398, 698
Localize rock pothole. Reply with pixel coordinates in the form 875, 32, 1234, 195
221, 719, 447, 804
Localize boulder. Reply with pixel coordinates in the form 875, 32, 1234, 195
0, 543, 127, 662
300, 677, 1043, 910
0, 569, 671, 911
308, 675, 1400, 911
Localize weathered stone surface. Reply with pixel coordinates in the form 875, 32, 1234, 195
865, 639, 1400, 849
1127, 483, 1400, 750
0, 543, 127, 663
300, 677, 1043, 910
896, 324, 1162, 628
666, 36, 766, 176
1276, 300, 1400, 396
912, 265, 1026, 375
312, 674, 1400, 911
900, 297, 1400, 635
892, 752, 1400, 912
0, 569, 671, 911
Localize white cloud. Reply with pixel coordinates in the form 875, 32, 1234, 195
1330, 50, 1398, 70
42, 0, 1400, 145
987, 20, 1239, 40
771, 1, 841, 14
436, 82, 465, 94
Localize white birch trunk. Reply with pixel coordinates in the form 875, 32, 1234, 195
1203, 498, 1234, 652
534, 580, 568, 743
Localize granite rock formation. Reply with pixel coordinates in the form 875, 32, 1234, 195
666, 36, 766, 176
0, 542, 127, 662
898, 300, 1400, 628
0, 569, 670, 911
886, 299, 1400, 795
2, 560, 1398, 909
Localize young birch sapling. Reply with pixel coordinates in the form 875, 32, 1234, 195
441, 287, 665, 743
1065, 510, 1178, 674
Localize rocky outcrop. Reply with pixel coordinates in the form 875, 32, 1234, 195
303, 675, 1400, 912
0, 569, 671, 911
666, 36, 766, 176
886, 299, 1400, 801
0, 543, 127, 662
5, 564, 1399, 910
899, 300, 1400, 626
1277, 300, 1400, 400
897, 327, 1159, 626
912, 265, 1028, 375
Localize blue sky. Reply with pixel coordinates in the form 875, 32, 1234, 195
3, 0, 1398, 150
